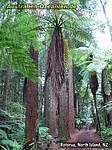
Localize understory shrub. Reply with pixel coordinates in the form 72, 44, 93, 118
101, 127, 112, 147
0, 109, 25, 149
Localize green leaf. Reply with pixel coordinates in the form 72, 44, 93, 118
0, 129, 8, 139
0, 145, 7, 150
1, 139, 14, 147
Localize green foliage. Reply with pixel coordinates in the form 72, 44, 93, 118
101, 101, 112, 112
8, 101, 25, 117
104, 81, 111, 96
58, 136, 67, 143
0, 0, 112, 147
101, 127, 112, 146
76, 118, 83, 125
80, 85, 88, 97
0, 145, 7, 150
12, 141, 21, 150
2, 139, 20, 150
103, 68, 112, 96
39, 127, 49, 138
0, 129, 8, 139
1, 11, 36, 48
0, 109, 25, 147
0, 9, 38, 82
70, 47, 88, 65
39, 127, 54, 142
38, 119, 45, 127
0, 128, 21, 150
38, 127, 54, 150
40, 5, 94, 45
0, 49, 38, 83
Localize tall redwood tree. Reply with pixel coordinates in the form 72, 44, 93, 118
23, 44, 38, 142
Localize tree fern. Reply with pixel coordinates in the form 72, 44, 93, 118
0, 9, 38, 82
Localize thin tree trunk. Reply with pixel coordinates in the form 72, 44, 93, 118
93, 94, 101, 135
0, 71, 4, 96
38, 62, 43, 119
13, 81, 17, 101
101, 69, 108, 127
91, 98, 96, 126
89, 71, 101, 134
69, 57, 75, 134
2, 68, 10, 111
44, 79, 50, 128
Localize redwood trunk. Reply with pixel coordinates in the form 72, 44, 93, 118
46, 0, 59, 136
25, 80, 38, 141
59, 81, 69, 139
44, 80, 50, 128
101, 69, 108, 127
49, 82, 58, 136
24, 45, 38, 142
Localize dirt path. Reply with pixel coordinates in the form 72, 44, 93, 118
50, 128, 104, 150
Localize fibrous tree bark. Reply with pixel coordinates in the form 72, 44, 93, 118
42, 0, 60, 137
89, 54, 101, 133
38, 61, 43, 120
69, 57, 75, 134
49, 80, 58, 136
65, 37, 75, 134
89, 72, 101, 133
45, 25, 65, 136
23, 44, 38, 143
44, 79, 50, 128
44, 24, 69, 138
58, 80, 69, 139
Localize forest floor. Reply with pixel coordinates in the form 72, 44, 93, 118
49, 127, 106, 150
